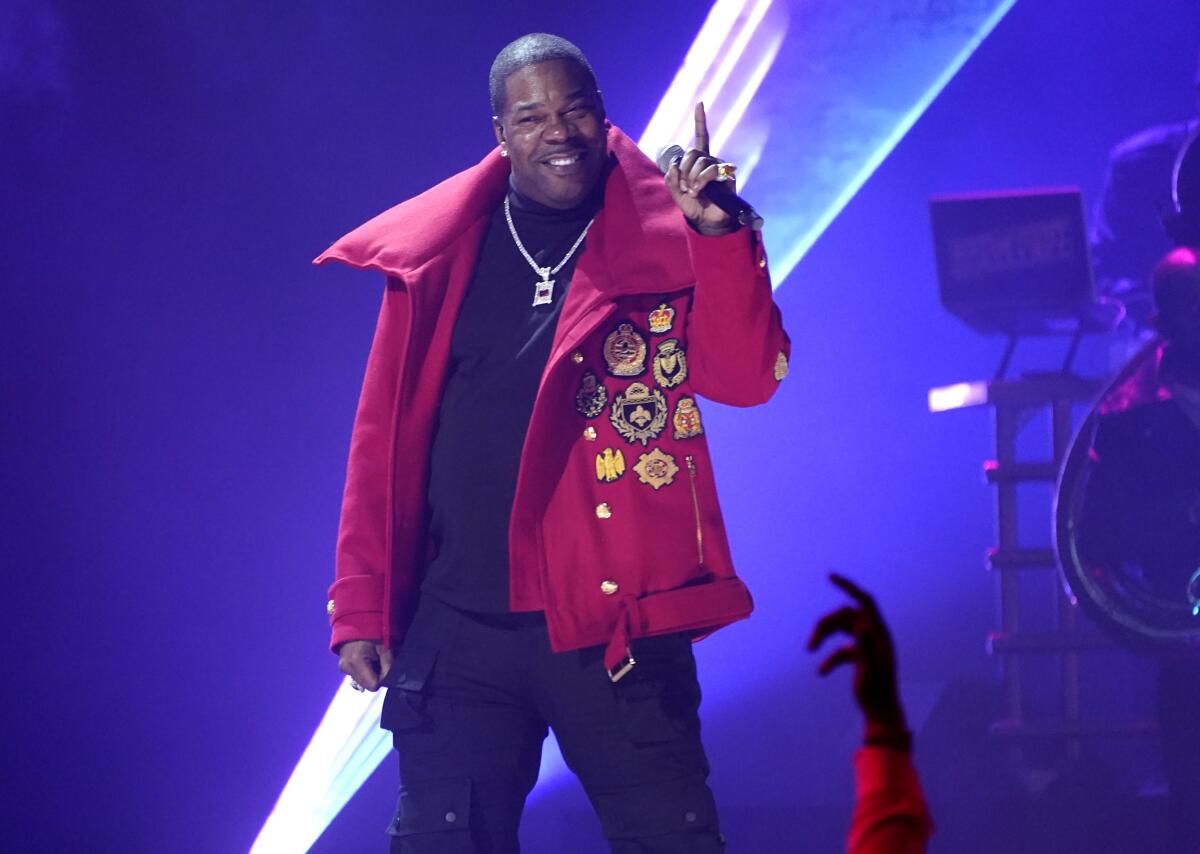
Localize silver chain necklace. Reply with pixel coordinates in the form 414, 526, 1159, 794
504, 195, 596, 307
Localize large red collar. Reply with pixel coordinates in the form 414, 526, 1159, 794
314, 125, 695, 296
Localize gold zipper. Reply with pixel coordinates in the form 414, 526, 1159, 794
685, 455, 704, 566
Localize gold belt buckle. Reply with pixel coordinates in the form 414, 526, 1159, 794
607, 646, 637, 683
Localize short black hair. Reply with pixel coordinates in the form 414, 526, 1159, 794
489, 33, 597, 117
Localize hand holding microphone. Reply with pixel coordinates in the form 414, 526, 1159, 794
658, 102, 764, 235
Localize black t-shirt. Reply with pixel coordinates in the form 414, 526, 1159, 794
421, 184, 602, 612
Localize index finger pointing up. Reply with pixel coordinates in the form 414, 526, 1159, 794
694, 102, 709, 155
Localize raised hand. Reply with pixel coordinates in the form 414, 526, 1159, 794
663, 102, 738, 236
807, 574, 907, 733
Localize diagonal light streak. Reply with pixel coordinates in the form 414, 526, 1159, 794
768, 0, 1022, 286
708, 31, 783, 169
639, 0, 784, 170
250, 680, 390, 854
696, 0, 776, 144
638, 0, 751, 155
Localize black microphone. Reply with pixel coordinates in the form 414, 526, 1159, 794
655, 144, 764, 231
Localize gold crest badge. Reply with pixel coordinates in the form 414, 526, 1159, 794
773, 351, 789, 381
595, 448, 625, 483
602, 322, 647, 377
652, 339, 688, 389
648, 303, 675, 334
633, 447, 679, 490
609, 382, 668, 446
672, 396, 704, 439
575, 370, 608, 419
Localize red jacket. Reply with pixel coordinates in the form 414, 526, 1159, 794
316, 126, 790, 671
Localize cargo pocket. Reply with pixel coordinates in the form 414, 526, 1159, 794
381, 643, 440, 733
614, 632, 702, 746
386, 778, 474, 854
592, 776, 721, 845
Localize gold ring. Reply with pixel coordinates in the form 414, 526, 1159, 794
716, 162, 737, 181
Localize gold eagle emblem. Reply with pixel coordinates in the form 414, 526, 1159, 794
595, 448, 626, 483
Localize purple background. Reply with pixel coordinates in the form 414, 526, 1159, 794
3, 1, 1198, 851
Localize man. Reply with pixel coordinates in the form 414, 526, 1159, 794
315, 34, 789, 852
1080, 247, 1200, 854
808, 574, 933, 854
1091, 52, 1200, 328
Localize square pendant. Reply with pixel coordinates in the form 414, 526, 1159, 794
532, 279, 555, 307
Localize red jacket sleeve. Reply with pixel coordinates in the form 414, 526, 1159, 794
684, 227, 790, 407
327, 277, 409, 651
848, 747, 933, 854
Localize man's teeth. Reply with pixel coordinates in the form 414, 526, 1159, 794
547, 154, 583, 166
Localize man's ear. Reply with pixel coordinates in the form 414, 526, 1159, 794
492, 116, 505, 147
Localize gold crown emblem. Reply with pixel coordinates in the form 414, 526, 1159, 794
648, 303, 675, 334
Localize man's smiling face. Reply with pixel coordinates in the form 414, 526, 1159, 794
493, 59, 607, 209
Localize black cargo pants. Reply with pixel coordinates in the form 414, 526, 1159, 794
380, 595, 725, 853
